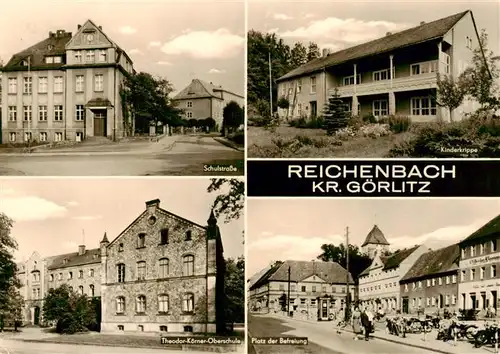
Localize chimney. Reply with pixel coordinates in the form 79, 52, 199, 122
49, 31, 54, 38
78, 245, 86, 255
386, 32, 392, 36
78, 24, 82, 30
146, 199, 160, 213
322, 48, 330, 57
99, 26, 102, 30
420, 21, 426, 25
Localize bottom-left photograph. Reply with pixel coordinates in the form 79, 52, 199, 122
0, 177, 245, 354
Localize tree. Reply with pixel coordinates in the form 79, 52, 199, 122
43, 285, 97, 334
317, 243, 372, 282
323, 89, 349, 134
222, 101, 244, 134
207, 179, 244, 223
291, 42, 308, 68
202, 117, 217, 131
224, 257, 244, 324
307, 42, 321, 61
277, 97, 290, 110
461, 29, 500, 108
436, 74, 466, 122
0, 286, 24, 331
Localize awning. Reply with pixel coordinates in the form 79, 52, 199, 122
85, 98, 114, 109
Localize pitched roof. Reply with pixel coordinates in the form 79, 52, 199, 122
278, 10, 469, 81
250, 260, 353, 290
46, 248, 101, 270
362, 225, 390, 247
381, 245, 421, 271
3, 31, 72, 70
249, 261, 284, 290
401, 244, 459, 282
460, 214, 500, 244
173, 79, 242, 100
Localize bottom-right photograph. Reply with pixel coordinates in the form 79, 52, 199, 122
246, 198, 500, 354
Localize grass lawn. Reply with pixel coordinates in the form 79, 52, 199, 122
247, 125, 413, 158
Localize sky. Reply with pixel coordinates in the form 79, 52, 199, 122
0, 178, 244, 262
247, 198, 500, 278
249, 0, 499, 55
0, 0, 245, 96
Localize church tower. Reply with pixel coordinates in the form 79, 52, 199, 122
361, 225, 390, 259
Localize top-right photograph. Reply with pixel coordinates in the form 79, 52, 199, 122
247, 1, 500, 158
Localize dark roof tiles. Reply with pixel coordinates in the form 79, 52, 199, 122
401, 244, 459, 282
46, 248, 101, 270
362, 225, 390, 247
460, 214, 500, 244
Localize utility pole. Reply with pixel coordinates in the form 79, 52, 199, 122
287, 266, 291, 316
268, 51, 273, 117
345, 226, 350, 323
27, 56, 31, 152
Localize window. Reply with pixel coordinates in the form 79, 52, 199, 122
23, 77, 32, 94
160, 229, 168, 245
78, 285, 84, 295
426, 279, 430, 287
23, 106, 32, 121
58, 273, 63, 280
159, 258, 169, 278
75, 51, 82, 63
75, 75, 84, 92
118, 325, 124, 331
117, 263, 125, 283
297, 79, 302, 93
480, 243, 485, 254
137, 261, 146, 280
136, 295, 146, 313
116, 297, 125, 313
76, 105, 85, 121
182, 293, 194, 312
89, 285, 95, 297
452, 274, 457, 283
373, 100, 388, 116
99, 50, 107, 62
411, 97, 437, 116
426, 297, 430, 306
118, 243, 124, 252
461, 270, 466, 281
54, 105, 63, 121
301, 286, 306, 292
184, 326, 193, 332
89, 269, 94, 277
312, 285, 316, 292
470, 269, 475, 280
45, 56, 54, 64
183, 255, 194, 276
343, 74, 361, 86
461, 248, 465, 259
160, 325, 168, 332
55, 132, 63, 142
137, 233, 146, 248
38, 77, 48, 93
404, 284, 408, 292
438, 277, 442, 285
8, 106, 17, 121
8, 78, 17, 94
446, 276, 450, 284
373, 68, 394, 81
418, 281, 422, 288
452, 295, 457, 305
54, 76, 63, 93
310, 76, 317, 93
480, 267, 485, 280
94, 74, 103, 91
158, 294, 169, 313
470, 246, 476, 257
38, 105, 48, 121
466, 36, 473, 49
49, 274, 54, 281
492, 265, 497, 278
185, 230, 192, 241
187, 101, 193, 108
138, 325, 144, 332
68, 272, 73, 280
410, 61, 438, 75
86, 50, 95, 62
492, 240, 498, 252
32, 272, 40, 281
78, 270, 83, 278
54, 56, 62, 64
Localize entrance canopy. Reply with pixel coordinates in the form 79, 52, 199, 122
86, 98, 114, 110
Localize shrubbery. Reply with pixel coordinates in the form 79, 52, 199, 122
289, 116, 325, 129
379, 115, 412, 133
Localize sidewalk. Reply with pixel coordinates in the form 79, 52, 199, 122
265, 313, 488, 354
213, 137, 244, 152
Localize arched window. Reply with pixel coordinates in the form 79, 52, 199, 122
136, 261, 146, 280
158, 294, 169, 313
117, 263, 125, 282
184, 325, 193, 332
78, 285, 84, 295
159, 258, 169, 278
116, 297, 126, 313
89, 284, 95, 297
182, 255, 194, 276
182, 293, 194, 313
136, 295, 146, 313
137, 233, 146, 248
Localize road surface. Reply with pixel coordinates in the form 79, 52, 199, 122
248, 314, 439, 354
0, 136, 243, 176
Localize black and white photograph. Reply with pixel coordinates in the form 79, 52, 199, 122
247, 198, 500, 354
0, 0, 245, 176
247, 0, 500, 158
0, 178, 245, 353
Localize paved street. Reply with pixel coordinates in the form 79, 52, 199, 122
248, 314, 439, 354
0, 135, 243, 176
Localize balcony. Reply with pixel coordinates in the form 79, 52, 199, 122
332, 72, 438, 98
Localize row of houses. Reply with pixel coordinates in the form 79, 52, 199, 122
17, 198, 226, 334
248, 213, 500, 318
276, 10, 485, 123
0, 19, 243, 143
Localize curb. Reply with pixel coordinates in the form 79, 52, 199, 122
213, 137, 244, 152
265, 314, 457, 354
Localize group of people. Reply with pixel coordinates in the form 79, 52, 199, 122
350, 306, 375, 341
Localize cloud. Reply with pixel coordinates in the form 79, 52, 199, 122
267, 28, 279, 34
157, 61, 172, 66
279, 17, 411, 44
72, 215, 102, 221
208, 68, 226, 74
129, 48, 143, 55
161, 29, 244, 59
67, 201, 79, 207
148, 41, 162, 48
0, 193, 67, 221
304, 13, 316, 19
119, 26, 137, 35
273, 13, 294, 21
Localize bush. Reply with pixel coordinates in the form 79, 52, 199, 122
379, 115, 412, 133
248, 115, 269, 127
335, 127, 357, 140
289, 116, 324, 129
228, 132, 244, 145
359, 124, 392, 138
348, 115, 364, 129
362, 113, 377, 124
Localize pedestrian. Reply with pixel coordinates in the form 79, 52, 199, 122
352, 306, 362, 340
360, 307, 372, 341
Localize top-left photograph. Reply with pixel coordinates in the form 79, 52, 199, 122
0, 0, 245, 176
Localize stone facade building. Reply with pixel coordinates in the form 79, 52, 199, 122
1, 19, 134, 143
400, 244, 459, 315
100, 199, 225, 333
248, 260, 354, 321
